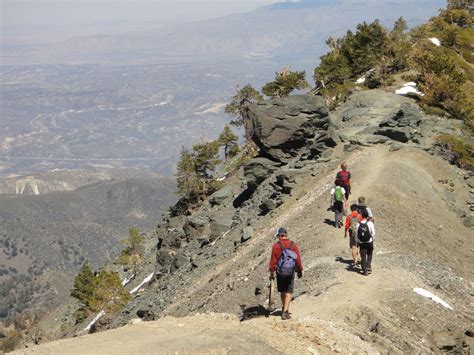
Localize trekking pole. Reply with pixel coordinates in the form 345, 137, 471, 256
267, 278, 275, 313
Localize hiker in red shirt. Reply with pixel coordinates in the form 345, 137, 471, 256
344, 204, 362, 267
269, 227, 303, 320
336, 163, 352, 209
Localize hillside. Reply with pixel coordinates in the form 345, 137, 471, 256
0, 171, 176, 323
5, 1, 473, 353
14, 136, 474, 354
12, 84, 471, 353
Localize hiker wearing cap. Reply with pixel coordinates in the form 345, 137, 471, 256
356, 209, 376, 276
269, 227, 303, 320
357, 196, 374, 223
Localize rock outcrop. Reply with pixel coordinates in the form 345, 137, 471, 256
246, 95, 334, 163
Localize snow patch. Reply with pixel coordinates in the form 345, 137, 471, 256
122, 274, 135, 286
355, 76, 366, 84
130, 272, 154, 294
429, 37, 441, 47
413, 288, 454, 310
395, 82, 424, 97
83, 310, 106, 333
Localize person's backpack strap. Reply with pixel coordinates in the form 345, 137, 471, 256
278, 241, 286, 251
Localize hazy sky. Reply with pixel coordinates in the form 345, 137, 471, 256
2, 1, 277, 27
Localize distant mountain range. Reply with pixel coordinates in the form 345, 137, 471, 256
2, 1, 444, 66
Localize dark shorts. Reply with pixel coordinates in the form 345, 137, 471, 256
341, 185, 351, 199
349, 232, 358, 248
276, 272, 295, 293
333, 201, 344, 213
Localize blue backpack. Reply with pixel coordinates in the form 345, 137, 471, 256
277, 241, 297, 276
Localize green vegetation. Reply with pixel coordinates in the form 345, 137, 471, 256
311, 1, 473, 136
262, 67, 309, 98
175, 140, 222, 207
435, 134, 474, 170
408, 2, 474, 132
313, 18, 411, 104
119, 227, 145, 273
71, 263, 130, 321
88, 271, 130, 313
71, 262, 95, 308
225, 84, 262, 141
218, 124, 240, 161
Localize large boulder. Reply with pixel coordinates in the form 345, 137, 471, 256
246, 95, 330, 162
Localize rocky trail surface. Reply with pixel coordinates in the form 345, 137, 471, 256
15, 142, 474, 354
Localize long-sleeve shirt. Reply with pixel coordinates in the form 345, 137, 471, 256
355, 220, 376, 244
269, 238, 303, 273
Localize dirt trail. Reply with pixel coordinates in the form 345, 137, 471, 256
15, 145, 474, 354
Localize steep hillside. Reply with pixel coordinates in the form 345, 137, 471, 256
0, 174, 176, 323
18, 86, 473, 353
15, 142, 473, 354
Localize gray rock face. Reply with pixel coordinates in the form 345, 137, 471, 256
209, 208, 235, 238
246, 95, 330, 162
184, 215, 211, 239
375, 103, 423, 143
376, 127, 412, 143
243, 158, 281, 191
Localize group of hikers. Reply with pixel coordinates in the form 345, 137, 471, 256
268, 163, 375, 320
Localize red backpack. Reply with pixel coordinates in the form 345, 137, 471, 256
336, 171, 350, 187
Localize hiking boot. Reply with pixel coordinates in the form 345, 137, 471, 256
367, 268, 372, 274
281, 311, 291, 320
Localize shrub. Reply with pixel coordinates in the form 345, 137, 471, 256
262, 67, 309, 98
119, 227, 144, 273
88, 271, 130, 313
434, 134, 474, 170
70, 262, 95, 308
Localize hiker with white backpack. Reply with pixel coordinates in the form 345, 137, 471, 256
269, 227, 303, 320
356, 209, 376, 276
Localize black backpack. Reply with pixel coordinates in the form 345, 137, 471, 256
358, 222, 371, 243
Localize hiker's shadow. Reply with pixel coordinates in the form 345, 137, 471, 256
323, 218, 336, 227
335, 256, 360, 274
241, 305, 284, 321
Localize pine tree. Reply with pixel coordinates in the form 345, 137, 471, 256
262, 68, 309, 98
218, 124, 239, 161
176, 146, 197, 198
89, 271, 130, 313
341, 20, 391, 75
71, 262, 95, 307
120, 227, 145, 273
411, 46, 466, 110
389, 17, 411, 72
225, 84, 263, 129
314, 51, 351, 89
